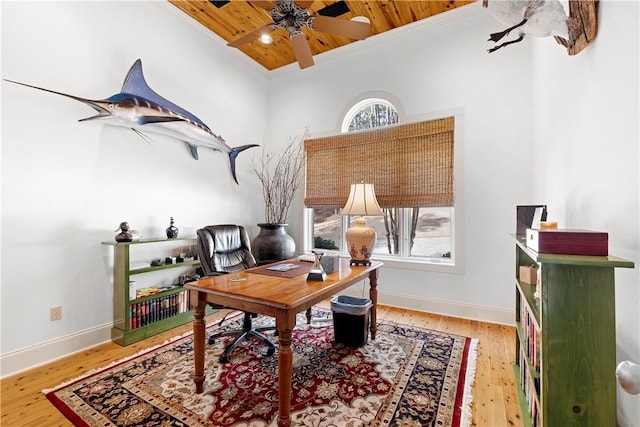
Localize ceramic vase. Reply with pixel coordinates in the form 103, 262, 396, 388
166, 217, 179, 239
346, 218, 376, 265
251, 223, 295, 265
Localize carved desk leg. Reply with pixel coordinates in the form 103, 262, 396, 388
369, 269, 378, 340
191, 292, 206, 394
276, 315, 295, 427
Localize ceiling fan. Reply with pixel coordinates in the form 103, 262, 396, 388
227, 0, 370, 69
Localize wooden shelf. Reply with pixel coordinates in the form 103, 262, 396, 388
130, 285, 187, 303
103, 236, 209, 346
130, 259, 200, 275
513, 234, 634, 426
102, 236, 198, 245
516, 279, 540, 329
513, 364, 534, 427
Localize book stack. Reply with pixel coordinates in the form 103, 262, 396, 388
519, 296, 541, 427
519, 348, 541, 427
129, 290, 191, 329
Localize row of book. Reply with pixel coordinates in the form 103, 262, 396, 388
519, 286, 542, 426
129, 290, 191, 329
520, 293, 541, 372
519, 347, 542, 427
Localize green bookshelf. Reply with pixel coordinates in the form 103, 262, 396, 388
513, 234, 634, 426
103, 237, 212, 346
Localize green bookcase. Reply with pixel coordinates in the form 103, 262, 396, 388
513, 235, 634, 426
103, 237, 212, 346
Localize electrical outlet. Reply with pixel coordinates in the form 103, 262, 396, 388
50, 306, 62, 321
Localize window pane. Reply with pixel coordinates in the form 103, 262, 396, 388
410, 207, 452, 259
348, 102, 399, 131
369, 208, 400, 255
312, 208, 341, 251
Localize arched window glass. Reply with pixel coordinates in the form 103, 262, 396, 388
341, 98, 399, 133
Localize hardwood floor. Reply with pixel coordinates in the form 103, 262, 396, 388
1, 303, 522, 426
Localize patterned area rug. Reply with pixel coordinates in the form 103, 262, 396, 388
44, 309, 477, 426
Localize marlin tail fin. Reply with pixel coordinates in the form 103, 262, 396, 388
228, 144, 259, 185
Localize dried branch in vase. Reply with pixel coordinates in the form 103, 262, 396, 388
250, 130, 308, 224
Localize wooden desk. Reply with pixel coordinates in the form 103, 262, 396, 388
186, 259, 382, 427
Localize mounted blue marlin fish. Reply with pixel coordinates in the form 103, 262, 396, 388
4, 59, 258, 184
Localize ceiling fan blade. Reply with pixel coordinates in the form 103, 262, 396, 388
310, 15, 370, 40
249, 1, 275, 10
294, 1, 315, 8
290, 32, 314, 69
228, 25, 274, 48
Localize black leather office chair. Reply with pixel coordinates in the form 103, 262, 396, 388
196, 224, 276, 363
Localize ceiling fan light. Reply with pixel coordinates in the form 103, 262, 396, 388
351, 16, 370, 24
260, 33, 273, 44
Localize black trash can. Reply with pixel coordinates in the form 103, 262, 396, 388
330, 295, 372, 347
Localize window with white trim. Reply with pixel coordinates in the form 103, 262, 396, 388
304, 99, 462, 271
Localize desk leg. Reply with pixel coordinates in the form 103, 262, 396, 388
369, 269, 378, 340
191, 293, 206, 394
276, 325, 293, 426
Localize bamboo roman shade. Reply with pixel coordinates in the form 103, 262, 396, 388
304, 116, 454, 208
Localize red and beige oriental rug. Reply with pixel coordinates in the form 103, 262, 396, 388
44, 310, 477, 427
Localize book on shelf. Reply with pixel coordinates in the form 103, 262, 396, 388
519, 347, 541, 427
519, 296, 542, 374
129, 289, 191, 329
518, 285, 542, 427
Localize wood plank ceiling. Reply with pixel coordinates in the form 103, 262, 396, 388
169, 1, 477, 71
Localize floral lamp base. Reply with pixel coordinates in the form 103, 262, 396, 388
346, 218, 376, 266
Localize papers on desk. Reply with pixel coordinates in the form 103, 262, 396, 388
251, 261, 313, 278
266, 263, 300, 272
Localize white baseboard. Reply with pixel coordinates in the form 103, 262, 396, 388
1, 294, 513, 379
0, 323, 112, 379
340, 287, 515, 326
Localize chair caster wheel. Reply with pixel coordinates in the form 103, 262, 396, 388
219, 355, 229, 363
267, 348, 275, 357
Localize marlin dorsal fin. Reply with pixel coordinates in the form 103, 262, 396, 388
120, 59, 211, 132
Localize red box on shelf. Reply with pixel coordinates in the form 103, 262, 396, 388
526, 229, 608, 256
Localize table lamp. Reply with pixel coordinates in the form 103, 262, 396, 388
342, 182, 383, 265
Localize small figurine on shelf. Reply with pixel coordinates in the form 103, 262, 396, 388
114, 221, 133, 242
166, 217, 179, 238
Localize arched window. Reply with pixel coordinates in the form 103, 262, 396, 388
341, 98, 399, 132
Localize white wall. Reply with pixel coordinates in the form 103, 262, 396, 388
269, 2, 534, 321
530, 2, 640, 424
1, 1, 269, 370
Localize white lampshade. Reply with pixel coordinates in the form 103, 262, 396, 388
342, 183, 383, 216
